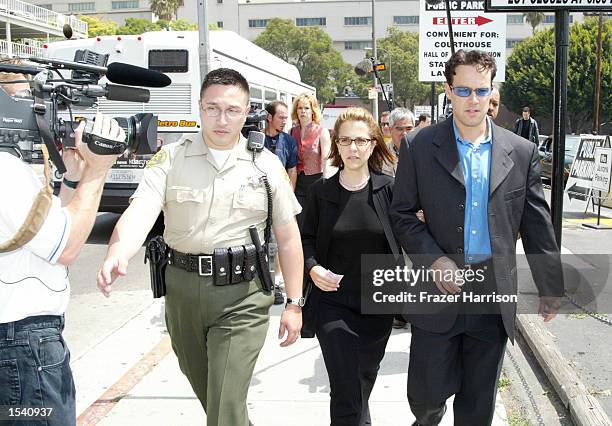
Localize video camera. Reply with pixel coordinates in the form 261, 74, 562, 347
0, 50, 171, 173
241, 108, 268, 139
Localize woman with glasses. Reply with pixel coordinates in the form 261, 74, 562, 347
301, 107, 401, 426
290, 93, 332, 229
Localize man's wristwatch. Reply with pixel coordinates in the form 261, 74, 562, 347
286, 297, 305, 308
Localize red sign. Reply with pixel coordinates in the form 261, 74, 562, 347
433, 15, 493, 26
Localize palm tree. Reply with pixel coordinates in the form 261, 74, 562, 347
149, 0, 180, 21
523, 12, 545, 34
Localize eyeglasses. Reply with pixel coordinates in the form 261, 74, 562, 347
450, 86, 493, 98
381, 122, 390, 127
337, 137, 373, 147
201, 105, 245, 119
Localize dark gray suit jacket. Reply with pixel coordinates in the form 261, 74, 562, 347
390, 117, 563, 341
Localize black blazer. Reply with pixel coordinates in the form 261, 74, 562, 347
390, 117, 564, 341
301, 170, 401, 338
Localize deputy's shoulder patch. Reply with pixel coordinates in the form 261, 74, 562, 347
146, 149, 168, 168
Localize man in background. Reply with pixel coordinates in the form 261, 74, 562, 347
380, 111, 392, 144
488, 86, 501, 121
513, 106, 540, 145
264, 100, 299, 305
416, 113, 431, 130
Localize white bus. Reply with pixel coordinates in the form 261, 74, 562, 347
43, 30, 315, 212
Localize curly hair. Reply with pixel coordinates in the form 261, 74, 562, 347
328, 107, 395, 172
291, 92, 321, 124
443, 49, 497, 86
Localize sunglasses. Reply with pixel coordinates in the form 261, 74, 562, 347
450, 86, 493, 98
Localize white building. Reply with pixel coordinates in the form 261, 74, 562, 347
1, 0, 88, 58
26, 0, 583, 64
29, 0, 154, 24
177, 0, 584, 64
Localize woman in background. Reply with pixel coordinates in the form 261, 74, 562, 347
291, 93, 332, 229
301, 107, 400, 426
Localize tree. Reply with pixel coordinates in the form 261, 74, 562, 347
523, 12, 545, 34
117, 18, 161, 34
377, 27, 435, 109
149, 0, 181, 21
80, 15, 118, 36
502, 18, 611, 133
254, 18, 358, 104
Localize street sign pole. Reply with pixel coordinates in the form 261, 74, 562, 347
551, 11, 570, 246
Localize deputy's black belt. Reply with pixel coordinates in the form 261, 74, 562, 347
169, 245, 258, 286
170, 250, 214, 276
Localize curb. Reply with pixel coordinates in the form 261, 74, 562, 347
516, 314, 612, 426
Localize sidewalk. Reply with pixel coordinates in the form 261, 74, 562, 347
78, 303, 509, 426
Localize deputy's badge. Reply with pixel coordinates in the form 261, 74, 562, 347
146, 149, 168, 168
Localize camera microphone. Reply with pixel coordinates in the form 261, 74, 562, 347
105, 63, 171, 88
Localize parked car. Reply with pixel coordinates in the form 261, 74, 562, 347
538, 134, 581, 185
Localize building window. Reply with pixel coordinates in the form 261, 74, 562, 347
68, 2, 95, 11
248, 19, 269, 28
112, 0, 138, 9
507, 15, 523, 24
217, 21, 223, 28
506, 39, 521, 48
344, 17, 371, 26
393, 16, 419, 25
38, 4, 52, 9
344, 40, 372, 50
542, 15, 573, 23
296, 17, 326, 27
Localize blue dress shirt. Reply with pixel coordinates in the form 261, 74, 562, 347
453, 119, 493, 264
264, 132, 298, 170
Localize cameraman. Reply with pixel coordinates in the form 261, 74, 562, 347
0, 106, 125, 425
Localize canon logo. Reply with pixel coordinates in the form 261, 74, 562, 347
94, 140, 115, 149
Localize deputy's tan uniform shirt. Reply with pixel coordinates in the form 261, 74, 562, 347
132, 132, 301, 254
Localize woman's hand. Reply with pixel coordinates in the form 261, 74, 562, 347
309, 265, 341, 292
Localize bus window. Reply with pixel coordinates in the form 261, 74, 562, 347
265, 88, 277, 103
148, 50, 189, 73
250, 86, 263, 103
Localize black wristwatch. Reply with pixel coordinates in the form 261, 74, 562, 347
286, 297, 305, 308
62, 178, 80, 189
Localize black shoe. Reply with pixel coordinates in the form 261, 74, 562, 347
273, 285, 284, 305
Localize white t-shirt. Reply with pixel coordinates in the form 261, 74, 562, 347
0, 153, 71, 323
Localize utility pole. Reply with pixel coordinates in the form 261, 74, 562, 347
197, 0, 210, 85
371, 0, 378, 120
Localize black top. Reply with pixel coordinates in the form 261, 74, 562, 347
323, 182, 387, 305
520, 119, 531, 140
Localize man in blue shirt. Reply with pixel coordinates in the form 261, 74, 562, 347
265, 101, 298, 304
265, 101, 298, 188
391, 50, 563, 425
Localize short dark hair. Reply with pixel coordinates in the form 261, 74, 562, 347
265, 100, 288, 117
200, 68, 249, 101
522, 106, 531, 113
444, 49, 497, 86
418, 113, 431, 123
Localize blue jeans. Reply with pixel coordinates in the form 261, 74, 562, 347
0, 315, 75, 426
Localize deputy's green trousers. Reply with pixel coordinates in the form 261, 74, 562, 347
165, 264, 273, 426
